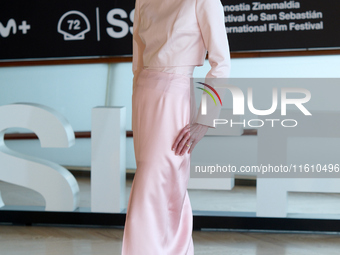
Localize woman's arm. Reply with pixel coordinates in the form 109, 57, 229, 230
172, 0, 232, 155
194, 0, 231, 128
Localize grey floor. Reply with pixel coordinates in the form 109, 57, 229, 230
1, 175, 340, 255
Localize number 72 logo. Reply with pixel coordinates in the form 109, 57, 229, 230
57, 10, 91, 40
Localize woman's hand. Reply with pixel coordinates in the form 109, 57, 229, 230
171, 122, 210, 156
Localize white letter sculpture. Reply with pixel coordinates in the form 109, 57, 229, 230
0, 103, 79, 211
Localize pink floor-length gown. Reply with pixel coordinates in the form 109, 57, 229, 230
121, 65, 196, 255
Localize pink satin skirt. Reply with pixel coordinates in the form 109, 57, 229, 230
121, 68, 194, 255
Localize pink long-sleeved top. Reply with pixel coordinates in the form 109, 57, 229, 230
132, 0, 231, 128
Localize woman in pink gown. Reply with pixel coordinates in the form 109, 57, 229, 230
121, 0, 231, 254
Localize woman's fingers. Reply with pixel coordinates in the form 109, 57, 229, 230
176, 131, 191, 155
172, 123, 209, 156
172, 124, 190, 152
179, 132, 193, 155
171, 130, 184, 152
187, 124, 208, 154
187, 139, 198, 154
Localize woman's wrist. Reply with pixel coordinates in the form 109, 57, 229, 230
194, 122, 211, 128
